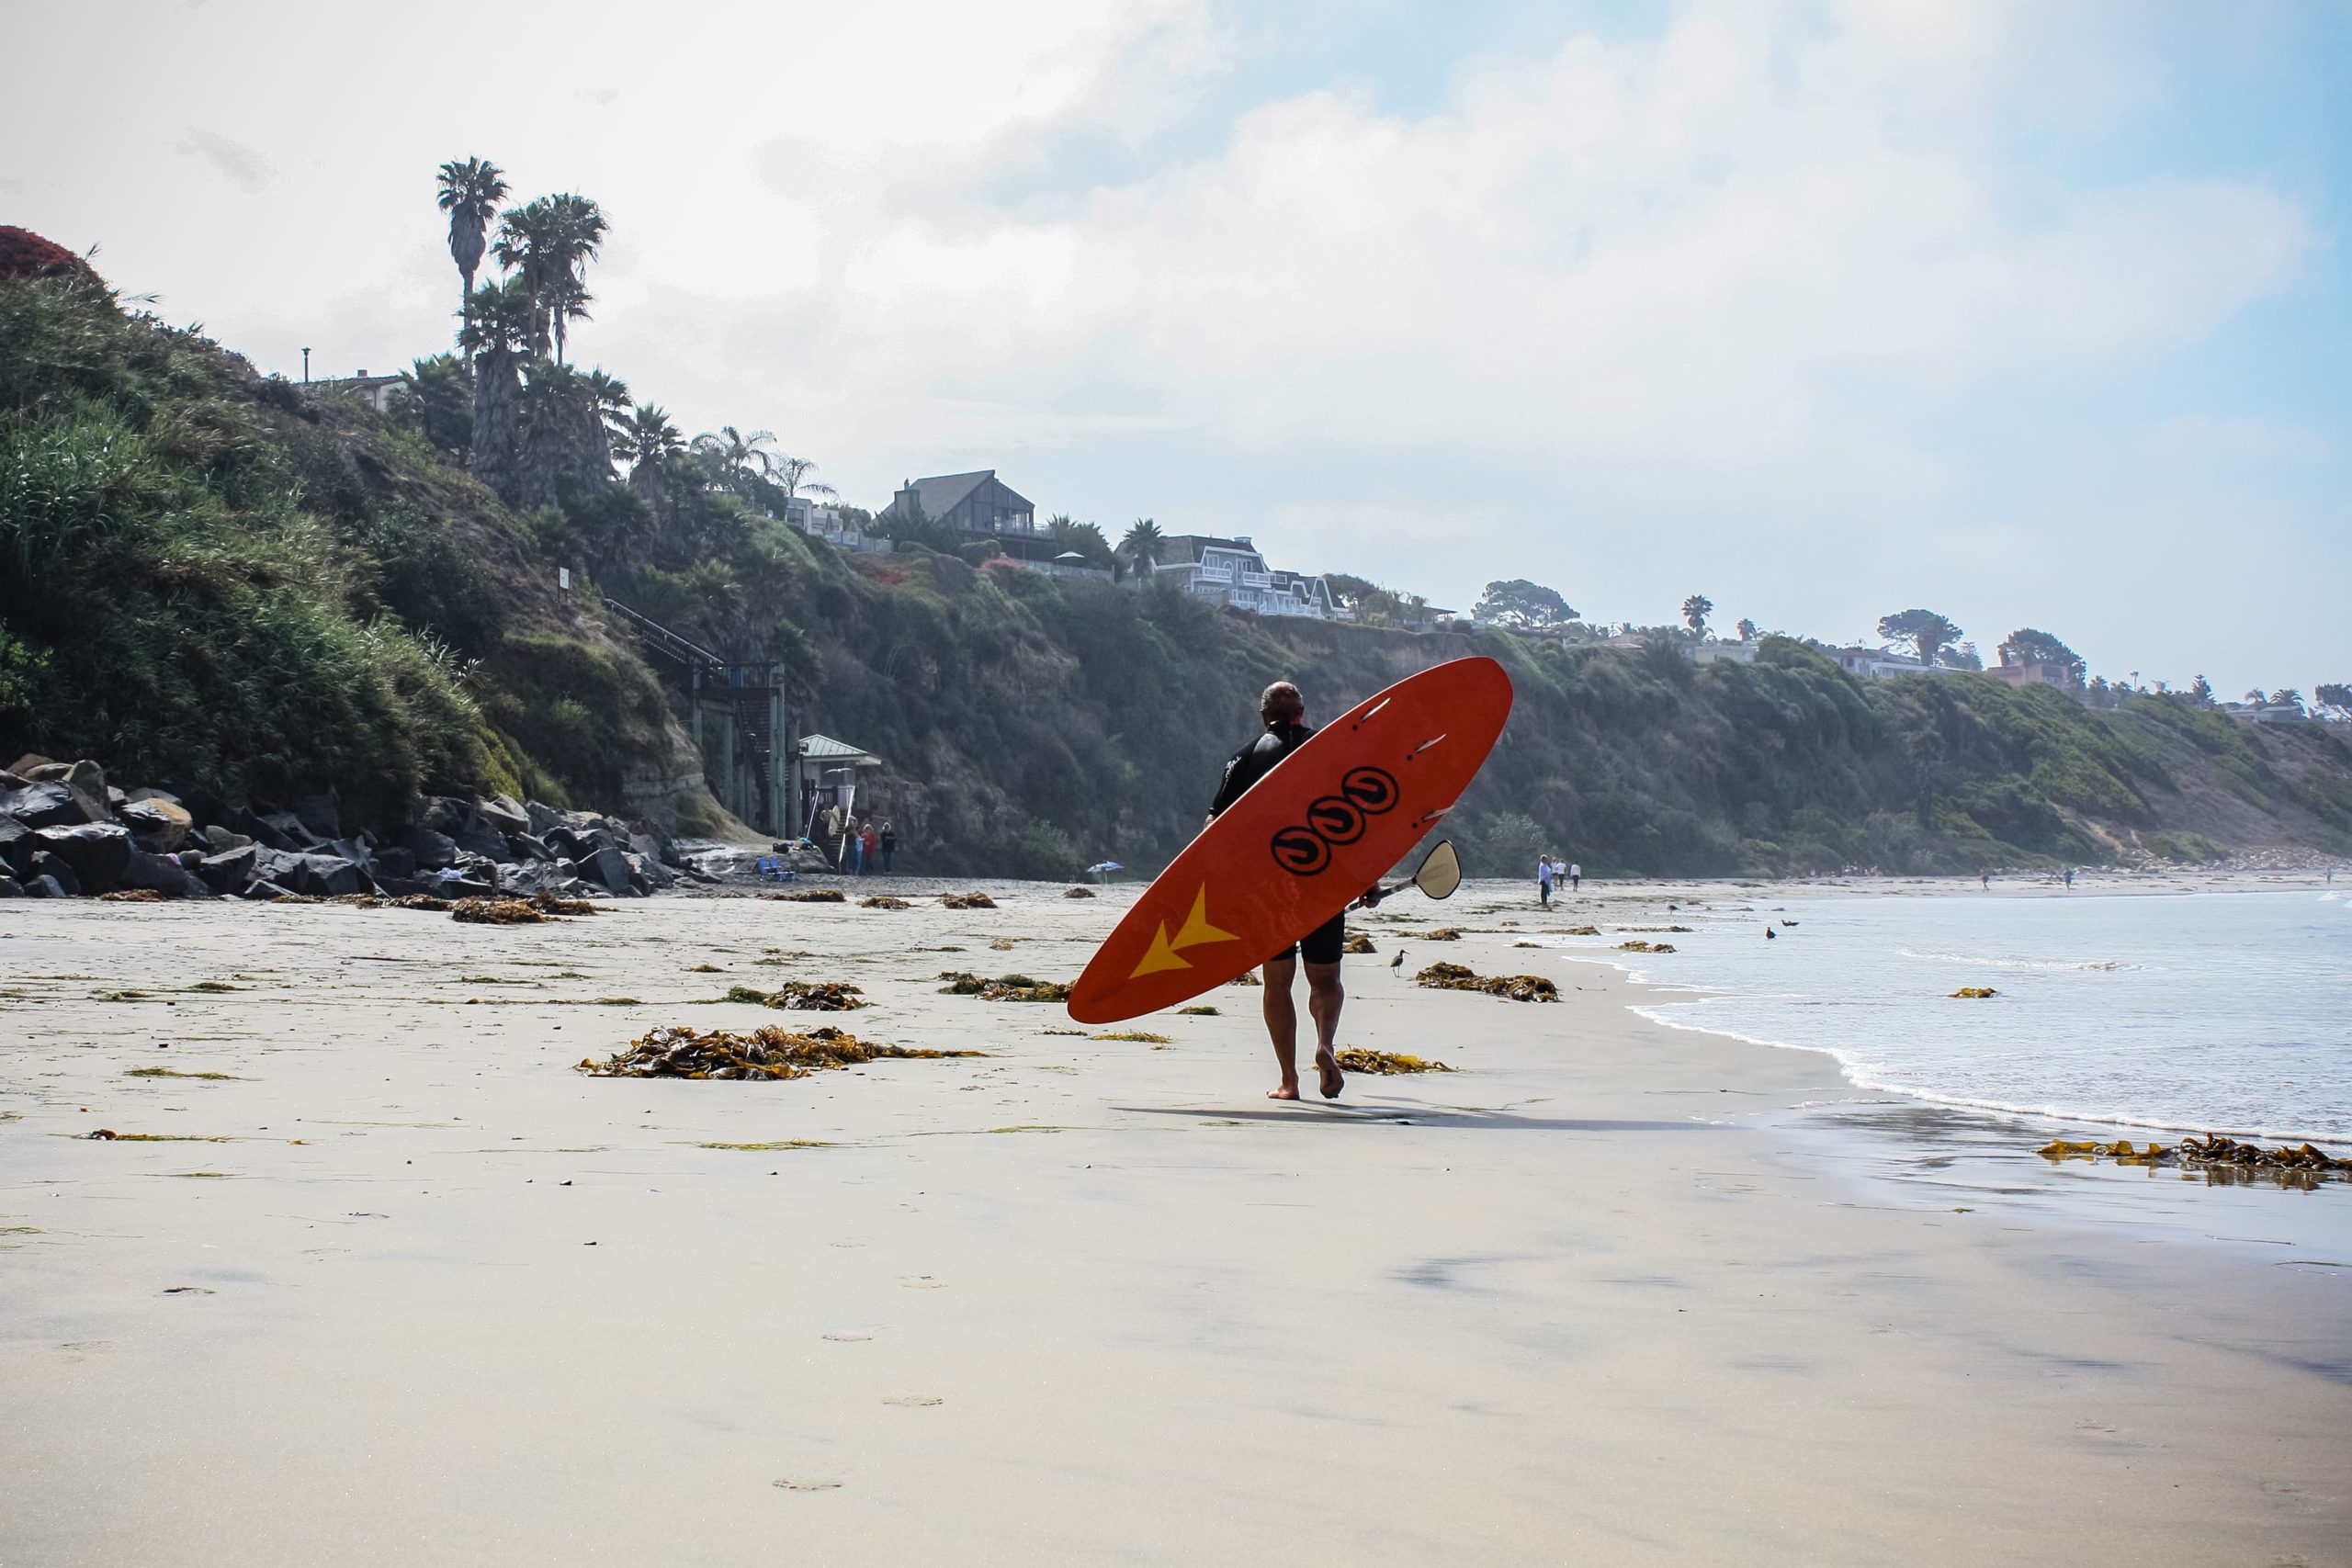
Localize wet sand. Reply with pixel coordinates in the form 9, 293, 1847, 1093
2, 881, 2347, 1566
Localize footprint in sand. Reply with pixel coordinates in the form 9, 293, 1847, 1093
822, 1332, 872, 1342
899, 1275, 945, 1289
881, 1395, 942, 1407
772, 1477, 842, 1491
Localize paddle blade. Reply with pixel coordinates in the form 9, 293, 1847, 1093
1412, 840, 1463, 901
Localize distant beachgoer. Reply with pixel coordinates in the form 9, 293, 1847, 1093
861, 824, 878, 874
1568, 861, 1581, 893
2064, 868, 2075, 889
1210, 679, 1344, 1101
880, 821, 898, 874
1981, 871, 1989, 890
1537, 855, 1554, 908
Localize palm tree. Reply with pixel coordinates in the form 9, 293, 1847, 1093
458, 276, 536, 500
769, 454, 835, 504
692, 425, 777, 497
435, 158, 508, 330
615, 403, 684, 525
492, 194, 608, 361
582, 368, 632, 479
1121, 517, 1164, 577
1681, 594, 1713, 637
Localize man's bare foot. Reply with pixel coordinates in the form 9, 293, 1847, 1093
1268, 1081, 1301, 1100
1316, 1050, 1344, 1100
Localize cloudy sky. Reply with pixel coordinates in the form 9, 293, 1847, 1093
8, 0, 2346, 693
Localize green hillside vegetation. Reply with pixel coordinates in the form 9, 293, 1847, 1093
0, 269, 713, 830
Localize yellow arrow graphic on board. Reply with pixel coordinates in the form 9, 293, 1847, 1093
1127, 887, 1239, 978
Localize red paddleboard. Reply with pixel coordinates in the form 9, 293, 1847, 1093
1067, 657, 1514, 1024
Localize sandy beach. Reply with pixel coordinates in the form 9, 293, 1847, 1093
2, 878, 2346, 1566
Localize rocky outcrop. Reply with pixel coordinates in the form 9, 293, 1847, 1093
0, 755, 685, 907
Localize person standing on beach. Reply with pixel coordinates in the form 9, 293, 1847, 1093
1537, 855, 1554, 908
860, 822, 878, 875
1568, 861, 1581, 893
1210, 680, 1346, 1101
880, 820, 898, 874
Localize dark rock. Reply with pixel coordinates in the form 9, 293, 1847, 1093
258, 811, 326, 850
504, 833, 553, 863
0, 874, 19, 897
121, 849, 209, 898
6, 753, 54, 775
0, 779, 85, 829
197, 825, 254, 854
525, 800, 562, 836
26, 874, 68, 897
280, 852, 372, 898
290, 793, 342, 840
120, 797, 193, 852
28, 852, 80, 897
369, 845, 417, 880
477, 795, 531, 836
402, 825, 458, 869
417, 795, 475, 836
582, 844, 637, 895
170, 784, 235, 831
0, 816, 28, 874
31, 822, 131, 893
124, 786, 184, 807
451, 819, 512, 862
17, 760, 110, 823
196, 844, 258, 894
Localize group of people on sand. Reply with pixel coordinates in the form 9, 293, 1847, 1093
820, 803, 897, 874
1535, 853, 1579, 908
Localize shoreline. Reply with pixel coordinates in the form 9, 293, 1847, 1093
4, 882, 2348, 1562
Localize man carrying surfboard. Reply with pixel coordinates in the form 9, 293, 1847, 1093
1209, 681, 1348, 1100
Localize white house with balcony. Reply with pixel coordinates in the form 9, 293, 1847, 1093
1151, 535, 1335, 619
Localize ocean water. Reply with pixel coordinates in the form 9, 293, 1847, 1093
1562, 888, 2351, 1143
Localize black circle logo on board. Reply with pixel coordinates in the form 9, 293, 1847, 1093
1271, 825, 1331, 875
1266, 765, 1401, 876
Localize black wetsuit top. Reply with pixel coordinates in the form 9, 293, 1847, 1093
1209, 720, 1343, 964
1209, 721, 1314, 818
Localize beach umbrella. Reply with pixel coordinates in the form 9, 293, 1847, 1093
1087, 861, 1125, 884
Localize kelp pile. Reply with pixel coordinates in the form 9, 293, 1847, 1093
96, 888, 166, 903
1340, 930, 1377, 954
1951, 987, 1997, 998
1335, 1047, 1453, 1074
451, 897, 553, 924
1414, 961, 1560, 1002
861, 895, 912, 909
941, 891, 999, 909
2041, 1134, 2351, 1180
1064, 886, 1095, 897
763, 888, 847, 903
724, 982, 868, 1012
1417, 927, 1464, 942
1620, 925, 1693, 933
1556, 925, 1600, 936
528, 892, 609, 916
1618, 940, 1676, 953
937, 970, 1072, 1002
576, 1023, 981, 1080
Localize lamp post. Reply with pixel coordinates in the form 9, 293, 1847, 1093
301, 347, 311, 384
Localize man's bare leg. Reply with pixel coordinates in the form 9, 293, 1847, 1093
1261, 955, 1301, 1099
1305, 959, 1345, 1099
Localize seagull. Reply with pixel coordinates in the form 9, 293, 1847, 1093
1765, 927, 1778, 940
1391, 950, 1407, 972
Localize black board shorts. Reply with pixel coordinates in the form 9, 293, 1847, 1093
1270, 910, 1347, 966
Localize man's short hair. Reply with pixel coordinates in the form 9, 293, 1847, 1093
1261, 681, 1305, 722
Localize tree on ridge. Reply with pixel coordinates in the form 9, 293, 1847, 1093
1471, 579, 1576, 630
1682, 594, 1713, 637
1878, 608, 1961, 670
435, 157, 508, 331
1121, 517, 1163, 577
1996, 627, 2086, 687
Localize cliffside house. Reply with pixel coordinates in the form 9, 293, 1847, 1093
307, 370, 402, 412
783, 495, 893, 554
883, 471, 1037, 537
1825, 646, 1961, 681
1686, 639, 1759, 665
1152, 536, 1336, 618
1984, 660, 2074, 691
